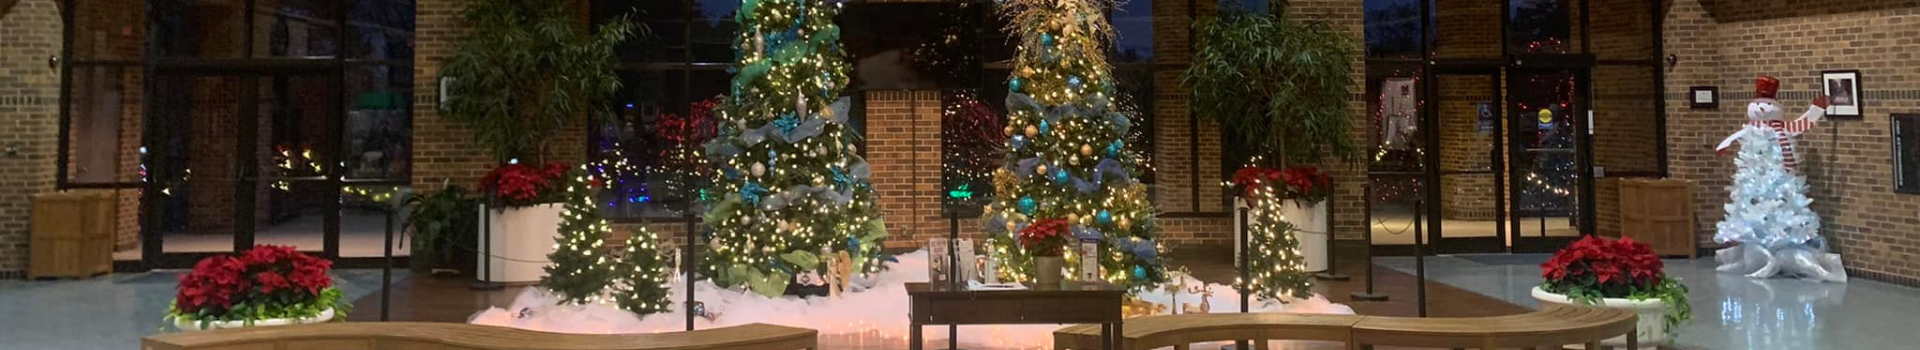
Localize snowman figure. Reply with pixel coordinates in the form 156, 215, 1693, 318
1710, 75, 1847, 283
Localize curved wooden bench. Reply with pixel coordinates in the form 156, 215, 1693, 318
1351, 306, 1638, 350
1054, 307, 1637, 350
140, 322, 817, 350
1054, 313, 1364, 350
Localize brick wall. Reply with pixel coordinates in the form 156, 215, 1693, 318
1290, 0, 1369, 240
1437, 75, 1499, 220
0, 0, 63, 275
1663, 0, 1920, 283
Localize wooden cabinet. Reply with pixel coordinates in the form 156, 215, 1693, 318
29, 190, 115, 279
1617, 179, 1697, 258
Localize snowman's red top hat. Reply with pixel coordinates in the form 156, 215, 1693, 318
1755, 76, 1781, 100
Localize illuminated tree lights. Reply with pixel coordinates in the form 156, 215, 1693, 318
543, 167, 617, 305
981, 0, 1166, 291
1229, 167, 1314, 301
702, 0, 889, 297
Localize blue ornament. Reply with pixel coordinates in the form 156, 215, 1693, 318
1096, 210, 1113, 226
1011, 135, 1027, 149
1041, 33, 1055, 46
1132, 265, 1147, 280
1039, 120, 1051, 134
1010, 77, 1024, 92
1018, 197, 1037, 215
1106, 141, 1123, 157
1053, 169, 1071, 185
767, 149, 779, 166
1068, 76, 1083, 89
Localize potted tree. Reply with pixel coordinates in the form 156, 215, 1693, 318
1535, 236, 1692, 348
438, 0, 637, 283
165, 245, 349, 331
1187, 4, 1357, 272
402, 185, 479, 274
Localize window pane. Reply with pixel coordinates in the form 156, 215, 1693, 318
595, 70, 731, 220
1509, 0, 1581, 54
348, 0, 416, 60
941, 90, 1005, 214
689, 0, 740, 63
1366, 62, 1425, 172
1364, 0, 1422, 60
257, 1, 345, 58
599, 0, 689, 62
153, 0, 249, 58
74, 0, 147, 60
1117, 65, 1156, 184
841, 2, 970, 90
343, 65, 413, 181
67, 66, 143, 184
1111, 0, 1152, 63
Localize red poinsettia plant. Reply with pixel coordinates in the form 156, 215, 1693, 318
1231, 166, 1333, 203
1539, 236, 1691, 339
166, 245, 348, 329
1018, 218, 1072, 257
480, 162, 573, 207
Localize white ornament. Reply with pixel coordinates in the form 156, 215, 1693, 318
751, 162, 767, 177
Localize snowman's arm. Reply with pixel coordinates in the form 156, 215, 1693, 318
1715, 130, 1745, 156
1785, 105, 1825, 137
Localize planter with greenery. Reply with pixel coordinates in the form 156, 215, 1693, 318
1188, 3, 1358, 281
1536, 236, 1692, 348
439, 0, 638, 283
403, 185, 479, 273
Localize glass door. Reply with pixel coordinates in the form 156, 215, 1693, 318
142, 69, 345, 266
1425, 69, 1507, 254
1506, 67, 1588, 252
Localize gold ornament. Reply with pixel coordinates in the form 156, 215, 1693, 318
1005, 126, 1016, 136
1118, 217, 1131, 228
1081, 144, 1093, 156
1036, 164, 1049, 175
1068, 213, 1081, 223
1025, 125, 1040, 138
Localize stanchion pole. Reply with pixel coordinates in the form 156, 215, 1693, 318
1350, 184, 1387, 302
381, 206, 394, 321
1233, 206, 1251, 350
1315, 175, 1349, 281
1413, 199, 1427, 318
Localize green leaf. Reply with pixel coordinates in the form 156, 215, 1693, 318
780, 251, 820, 270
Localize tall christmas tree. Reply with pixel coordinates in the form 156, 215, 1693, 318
613, 225, 673, 314
981, 0, 1166, 290
702, 0, 889, 297
543, 166, 616, 305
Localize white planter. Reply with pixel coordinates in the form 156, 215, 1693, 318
173, 308, 335, 332
478, 204, 564, 284
1281, 200, 1330, 273
1532, 286, 1665, 349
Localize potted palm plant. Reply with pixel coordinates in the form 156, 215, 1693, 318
439, 0, 637, 283
1535, 236, 1692, 348
1188, 4, 1357, 272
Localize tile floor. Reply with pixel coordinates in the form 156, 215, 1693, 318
0, 269, 402, 350
1379, 254, 1920, 350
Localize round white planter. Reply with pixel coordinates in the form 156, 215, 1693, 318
173, 308, 335, 332
478, 204, 564, 284
1532, 286, 1665, 349
1281, 199, 1330, 272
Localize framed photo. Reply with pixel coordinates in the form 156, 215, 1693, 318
1821, 70, 1863, 119
1895, 114, 1920, 195
1689, 86, 1718, 109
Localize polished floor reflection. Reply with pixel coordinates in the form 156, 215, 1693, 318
1379, 254, 1920, 350
0, 269, 399, 350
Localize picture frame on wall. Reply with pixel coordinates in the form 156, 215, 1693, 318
1689, 86, 1718, 109
1821, 70, 1863, 119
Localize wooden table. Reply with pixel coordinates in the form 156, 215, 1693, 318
907, 281, 1125, 350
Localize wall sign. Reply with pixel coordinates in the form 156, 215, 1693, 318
1476, 101, 1496, 135
1689, 86, 1718, 109
1895, 114, 1920, 195
1822, 70, 1863, 119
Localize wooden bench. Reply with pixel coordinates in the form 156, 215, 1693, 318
1054, 307, 1638, 350
141, 322, 818, 350
1351, 306, 1639, 350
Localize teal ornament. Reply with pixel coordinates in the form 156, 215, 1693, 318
1132, 265, 1147, 279
1096, 210, 1113, 226
1041, 33, 1055, 46
1053, 169, 1070, 185
1039, 120, 1051, 134
1010, 77, 1024, 92
1106, 141, 1123, 157
1018, 197, 1037, 215
1068, 76, 1083, 89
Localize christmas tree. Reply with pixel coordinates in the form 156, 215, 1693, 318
981, 0, 1166, 290
613, 225, 673, 314
542, 166, 616, 305
1715, 124, 1820, 253
702, 0, 889, 297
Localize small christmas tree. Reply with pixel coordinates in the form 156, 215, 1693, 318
542, 167, 615, 305
1230, 167, 1317, 301
982, 0, 1166, 290
613, 225, 673, 314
